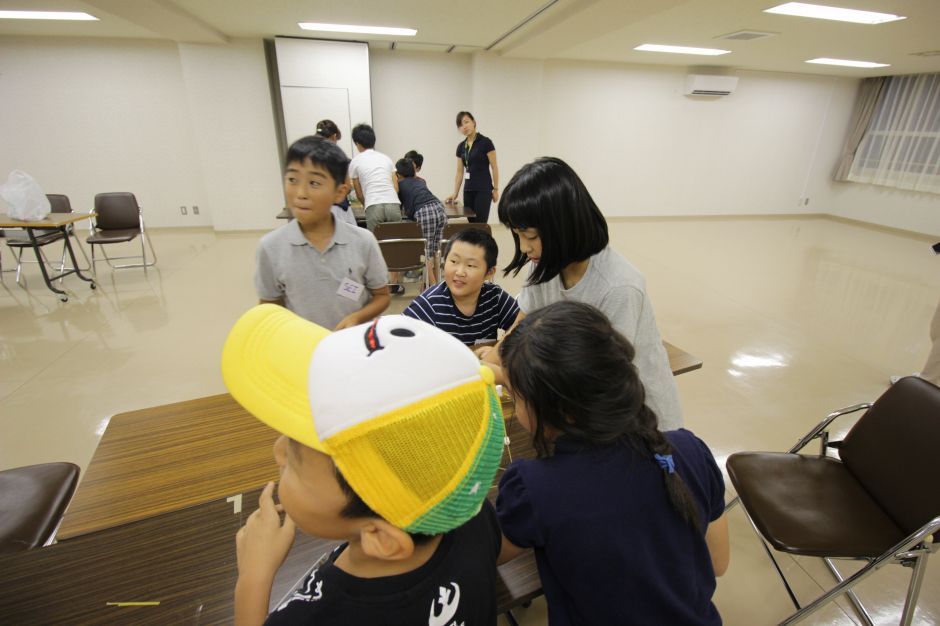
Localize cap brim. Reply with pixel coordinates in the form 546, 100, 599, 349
221, 304, 331, 451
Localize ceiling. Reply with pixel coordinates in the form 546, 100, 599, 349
2, 0, 939, 77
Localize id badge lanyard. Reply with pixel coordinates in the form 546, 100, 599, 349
463, 138, 473, 179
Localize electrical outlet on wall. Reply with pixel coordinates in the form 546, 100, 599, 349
192, 205, 199, 215
180, 205, 187, 215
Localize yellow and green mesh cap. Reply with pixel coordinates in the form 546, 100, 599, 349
221, 305, 505, 534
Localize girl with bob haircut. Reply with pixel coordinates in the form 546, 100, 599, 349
496, 301, 729, 625
493, 157, 682, 430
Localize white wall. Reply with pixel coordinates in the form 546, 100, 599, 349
0, 37, 207, 226
369, 50, 473, 200
2, 37, 937, 235
178, 39, 283, 231
0, 36, 283, 230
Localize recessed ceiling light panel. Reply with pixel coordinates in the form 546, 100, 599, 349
0, 10, 98, 20
634, 44, 730, 56
298, 22, 416, 36
764, 3, 905, 24
806, 57, 890, 68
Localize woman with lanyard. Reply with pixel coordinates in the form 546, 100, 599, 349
445, 111, 499, 224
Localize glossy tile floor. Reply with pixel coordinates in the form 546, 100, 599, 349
1, 216, 937, 625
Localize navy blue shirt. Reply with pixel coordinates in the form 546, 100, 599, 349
497, 429, 725, 626
403, 281, 519, 346
397, 176, 440, 220
455, 133, 496, 191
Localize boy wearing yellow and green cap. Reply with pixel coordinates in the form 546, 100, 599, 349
222, 305, 507, 625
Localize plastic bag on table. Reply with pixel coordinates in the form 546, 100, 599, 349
0, 170, 51, 221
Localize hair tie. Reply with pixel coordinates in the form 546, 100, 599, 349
654, 453, 675, 474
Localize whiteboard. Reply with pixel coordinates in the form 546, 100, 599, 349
280, 86, 353, 158
273, 37, 372, 162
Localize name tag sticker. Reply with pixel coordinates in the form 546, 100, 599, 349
464, 170, 471, 180
337, 277, 365, 301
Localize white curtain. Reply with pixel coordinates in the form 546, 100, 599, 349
847, 73, 940, 194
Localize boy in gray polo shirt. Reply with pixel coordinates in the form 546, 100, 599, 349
255, 136, 390, 330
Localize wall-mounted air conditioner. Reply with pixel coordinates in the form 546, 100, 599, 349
684, 74, 738, 96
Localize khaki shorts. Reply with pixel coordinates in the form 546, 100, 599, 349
365, 203, 403, 232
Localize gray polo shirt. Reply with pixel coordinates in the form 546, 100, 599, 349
517, 246, 683, 431
255, 219, 388, 328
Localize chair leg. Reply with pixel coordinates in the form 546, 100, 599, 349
503, 610, 520, 626
90, 243, 98, 280
739, 507, 801, 610
779, 547, 931, 625
823, 558, 874, 625
900, 552, 930, 626
15, 248, 25, 284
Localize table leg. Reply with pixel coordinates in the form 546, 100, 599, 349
61, 229, 95, 286
25, 227, 96, 302
26, 227, 69, 300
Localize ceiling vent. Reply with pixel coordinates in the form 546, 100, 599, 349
717, 30, 777, 41
684, 74, 739, 97
910, 50, 940, 57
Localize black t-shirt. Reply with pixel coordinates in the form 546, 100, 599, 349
265, 501, 502, 625
398, 177, 441, 220
455, 133, 496, 192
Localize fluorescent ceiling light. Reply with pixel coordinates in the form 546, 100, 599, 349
634, 44, 730, 56
298, 22, 416, 36
0, 10, 97, 20
764, 3, 905, 24
806, 57, 890, 68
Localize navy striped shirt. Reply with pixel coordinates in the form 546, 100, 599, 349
403, 281, 520, 345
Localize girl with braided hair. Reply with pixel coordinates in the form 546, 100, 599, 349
495, 301, 729, 625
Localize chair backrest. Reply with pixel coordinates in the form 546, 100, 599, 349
46, 194, 72, 214
840, 376, 940, 536
374, 221, 422, 240
378, 239, 425, 272
94, 193, 141, 230
442, 222, 491, 241
0, 462, 80, 554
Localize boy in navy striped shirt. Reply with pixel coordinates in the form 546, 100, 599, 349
403, 229, 520, 346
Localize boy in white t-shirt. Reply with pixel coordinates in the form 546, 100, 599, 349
349, 124, 402, 233
349, 124, 405, 294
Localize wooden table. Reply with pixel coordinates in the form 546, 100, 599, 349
57, 394, 279, 540
664, 340, 703, 375
59, 342, 702, 540
0, 212, 96, 301
0, 476, 540, 624
27, 343, 700, 623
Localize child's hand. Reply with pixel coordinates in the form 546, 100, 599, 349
335, 314, 360, 330
236, 481, 296, 584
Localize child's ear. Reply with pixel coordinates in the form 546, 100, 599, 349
358, 520, 415, 561
333, 181, 350, 203
484, 266, 497, 282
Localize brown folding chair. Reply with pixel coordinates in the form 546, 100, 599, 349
373, 221, 423, 240
378, 238, 428, 292
726, 376, 940, 626
0, 462, 80, 554
87, 192, 157, 278
375, 222, 427, 291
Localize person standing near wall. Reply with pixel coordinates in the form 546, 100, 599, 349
445, 111, 499, 224
315, 119, 355, 227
